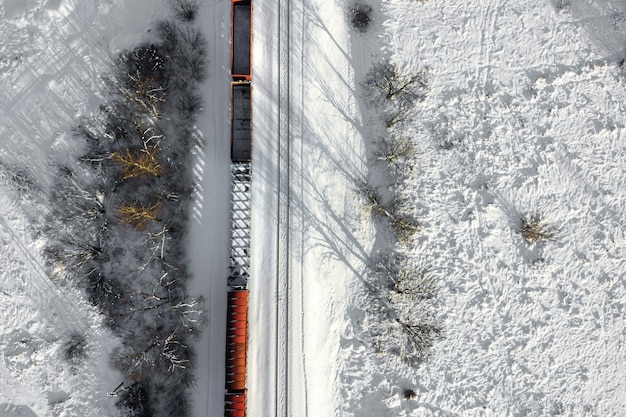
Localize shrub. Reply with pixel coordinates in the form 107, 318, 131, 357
349, 3, 372, 33
372, 253, 437, 300
115, 382, 153, 417
172, 0, 199, 22
365, 253, 441, 366
520, 215, 555, 244
391, 266, 436, 301
391, 215, 420, 244
63, 332, 88, 364
403, 388, 417, 400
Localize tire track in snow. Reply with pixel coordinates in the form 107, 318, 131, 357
477, 0, 500, 93
297, 0, 310, 413
290, 0, 308, 415
276, 0, 291, 413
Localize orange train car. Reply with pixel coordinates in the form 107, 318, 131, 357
227, 357, 247, 368
225, 392, 247, 417
231, 0, 252, 80
225, 290, 249, 395
228, 294, 249, 305
228, 304, 248, 314
228, 309, 247, 315
226, 379, 246, 392
227, 326, 248, 336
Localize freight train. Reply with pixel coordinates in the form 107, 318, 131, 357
225, 1, 252, 416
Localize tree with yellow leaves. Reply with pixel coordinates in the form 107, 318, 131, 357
111, 146, 164, 179
116, 200, 162, 230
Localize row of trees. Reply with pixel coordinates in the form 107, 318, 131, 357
44, 1, 207, 415
357, 61, 442, 367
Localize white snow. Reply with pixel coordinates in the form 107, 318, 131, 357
0, 0, 170, 415
2, 0, 626, 416
250, 0, 626, 416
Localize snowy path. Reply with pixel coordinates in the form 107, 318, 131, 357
276, 0, 313, 413
249, 0, 308, 413
252, 0, 372, 414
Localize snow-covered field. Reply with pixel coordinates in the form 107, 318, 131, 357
254, 0, 626, 416
305, 0, 626, 416
2, 0, 626, 416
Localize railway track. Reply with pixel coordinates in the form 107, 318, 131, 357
277, 0, 310, 415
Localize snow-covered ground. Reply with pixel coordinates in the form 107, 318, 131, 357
251, 0, 626, 416
2, 0, 626, 416
297, 0, 626, 416
0, 1, 168, 415
379, 1, 626, 415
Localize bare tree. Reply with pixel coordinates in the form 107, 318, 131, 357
365, 284, 442, 366
365, 253, 441, 366
355, 180, 420, 243
384, 102, 414, 129
362, 61, 429, 107
162, 330, 190, 371
126, 73, 166, 118
114, 381, 153, 417
171, 295, 205, 332
374, 136, 416, 167
391, 215, 420, 244
175, 27, 208, 84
